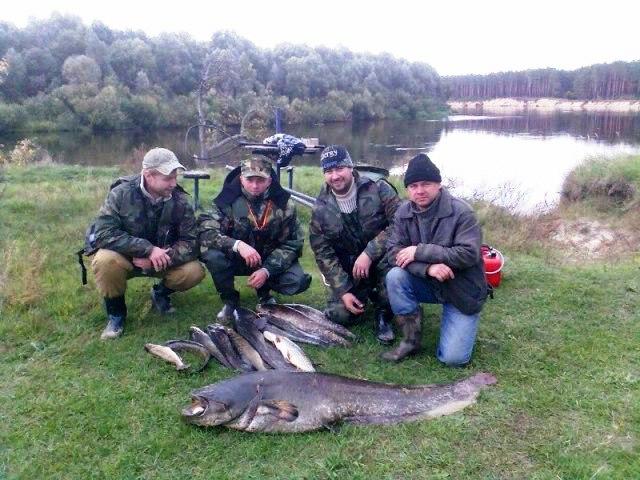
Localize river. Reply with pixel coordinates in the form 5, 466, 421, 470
2, 111, 640, 212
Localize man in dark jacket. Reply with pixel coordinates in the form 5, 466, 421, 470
309, 145, 401, 344
382, 153, 488, 364
88, 148, 205, 340
199, 157, 311, 322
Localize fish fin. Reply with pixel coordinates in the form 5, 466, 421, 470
260, 400, 299, 421
232, 389, 264, 430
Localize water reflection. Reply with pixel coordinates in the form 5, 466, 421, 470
2, 111, 639, 212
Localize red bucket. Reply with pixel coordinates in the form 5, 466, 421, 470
481, 244, 504, 288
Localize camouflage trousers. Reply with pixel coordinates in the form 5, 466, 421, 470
91, 249, 205, 299
324, 260, 391, 325
201, 249, 311, 305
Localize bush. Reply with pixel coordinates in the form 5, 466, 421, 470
561, 155, 640, 205
0, 102, 26, 132
0, 139, 48, 166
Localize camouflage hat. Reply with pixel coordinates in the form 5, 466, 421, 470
142, 148, 186, 175
241, 157, 272, 179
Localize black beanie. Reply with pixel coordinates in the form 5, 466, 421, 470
403, 153, 441, 187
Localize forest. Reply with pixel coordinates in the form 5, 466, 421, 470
0, 15, 446, 133
444, 61, 640, 100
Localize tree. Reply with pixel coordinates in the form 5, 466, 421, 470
62, 55, 101, 85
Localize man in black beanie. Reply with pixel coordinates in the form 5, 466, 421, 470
309, 145, 401, 344
382, 153, 488, 364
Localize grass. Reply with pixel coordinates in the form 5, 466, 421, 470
1, 164, 639, 479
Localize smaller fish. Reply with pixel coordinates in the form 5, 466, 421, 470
285, 304, 356, 340
263, 330, 315, 372
207, 324, 253, 372
163, 340, 212, 373
262, 320, 333, 347
144, 343, 188, 371
190, 326, 233, 369
233, 310, 297, 371
223, 326, 268, 371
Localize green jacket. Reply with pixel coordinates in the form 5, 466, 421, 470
309, 171, 400, 296
198, 167, 304, 277
87, 174, 198, 266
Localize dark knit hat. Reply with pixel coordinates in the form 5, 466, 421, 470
320, 145, 354, 172
403, 153, 441, 187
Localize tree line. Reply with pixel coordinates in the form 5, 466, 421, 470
0, 14, 446, 133
445, 61, 640, 100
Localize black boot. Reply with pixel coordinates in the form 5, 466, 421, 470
257, 287, 277, 308
381, 309, 422, 362
151, 282, 176, 315
375, 307, 395, 345
101, 296, 127, 340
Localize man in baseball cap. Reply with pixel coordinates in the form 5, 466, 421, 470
199, 155, 311, 322
142, 147, 187, 175
85, 147, 204, 340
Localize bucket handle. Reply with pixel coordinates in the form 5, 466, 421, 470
484, 247, 504, 275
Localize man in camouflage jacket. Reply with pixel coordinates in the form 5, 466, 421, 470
309, 145, 401, 344
199, 157, 311, 321
87, 148, 205, 340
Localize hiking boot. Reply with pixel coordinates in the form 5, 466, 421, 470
100, 315, 125, 340
381, 309, 422, 362
101, 296, 126, 340
375, 308, 395, 345
216, 303, 236, 324
151, 283, 176, 315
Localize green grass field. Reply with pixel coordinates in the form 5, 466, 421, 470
1, 164, 638, 479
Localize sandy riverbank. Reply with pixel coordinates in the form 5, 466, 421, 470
448, 98, 640, 113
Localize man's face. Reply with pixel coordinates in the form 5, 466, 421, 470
143, 169, 178, 198
240, 175, 272, 196
323, 166, 354, 195
407, 180, 442, 209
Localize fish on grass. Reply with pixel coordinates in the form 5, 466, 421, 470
144, 343, 188, 371
182, 370, 497, 433
257, 304, 351, 347
263, 330, 315, 372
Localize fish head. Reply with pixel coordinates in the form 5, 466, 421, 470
182, 395, 235, 426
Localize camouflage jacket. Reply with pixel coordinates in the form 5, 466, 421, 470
309, 171, 401, 296
198, 167, 303, 276
87, 174, 198, 266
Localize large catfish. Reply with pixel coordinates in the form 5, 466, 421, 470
182, 370, 497, 433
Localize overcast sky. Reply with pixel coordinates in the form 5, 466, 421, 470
3, 0, 639, 76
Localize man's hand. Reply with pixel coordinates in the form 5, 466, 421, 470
352, 252, 372, 279
132, 257, 152, 270
395, 246, 418, 268
247, 268, 269, 289
341, 292, 365, 315
427, 263, 455, 282
149, 246, 172, 272
237, 241, 262, 268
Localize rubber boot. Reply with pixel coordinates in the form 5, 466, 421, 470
151, 282, 176, 315
101, 296, 127, 340
374, 307, 395, 345
380, 309, 422, 362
